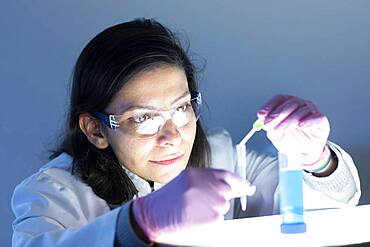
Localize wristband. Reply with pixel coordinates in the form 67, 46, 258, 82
302, 145, 331, 173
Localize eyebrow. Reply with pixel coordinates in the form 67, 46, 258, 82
117, 91, 191, 114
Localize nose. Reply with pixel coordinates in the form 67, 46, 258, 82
156, 119, 182, 147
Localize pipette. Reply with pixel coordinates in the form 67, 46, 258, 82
236, 119, 264, 211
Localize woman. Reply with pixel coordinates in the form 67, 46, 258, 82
12, 18, 360, 246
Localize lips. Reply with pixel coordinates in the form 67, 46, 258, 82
150, 154, 184, 166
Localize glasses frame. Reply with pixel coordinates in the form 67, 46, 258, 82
93, 90, 202, 133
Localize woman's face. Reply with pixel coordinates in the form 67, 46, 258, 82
104, 65, 197, 184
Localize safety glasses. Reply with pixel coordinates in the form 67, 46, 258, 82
94, 91, 202, 138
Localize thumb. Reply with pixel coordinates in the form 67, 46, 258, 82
229, 182, 256, 199
222, 172, 256, 199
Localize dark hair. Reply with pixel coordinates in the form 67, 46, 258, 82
51, 18, 211, 205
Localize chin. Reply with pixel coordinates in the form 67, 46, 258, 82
157, 166, 185, 184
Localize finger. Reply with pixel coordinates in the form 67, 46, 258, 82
298, 112, 329, 128
304, 100, 320, 114
197, 169, 235, 196
197, 187, 231, 214
206, 169, 256, 198
257, 95, 291, 119
275, 105, 312, 130
211, 170, 256, 199
228, 183, 256, 199
209, 211, 225, 223
209, 196, 231, 215
264, 96, 305, 121
262, 98, 303, 131
298, 100, 327, 126
188, 205, 224, 225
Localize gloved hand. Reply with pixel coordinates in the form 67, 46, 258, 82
132, 168, 256, 241
257, 95, 331, 170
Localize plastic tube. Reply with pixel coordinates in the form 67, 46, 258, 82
236, 119, 264, 211
278, 152, 307, 234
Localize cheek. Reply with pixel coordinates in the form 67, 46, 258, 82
182, 121, 197, 150
190, 121, 197, 139
108, 133, 153, 167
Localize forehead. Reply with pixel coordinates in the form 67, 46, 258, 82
108, 65, 190, 112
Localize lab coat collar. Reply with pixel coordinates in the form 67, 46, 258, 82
120, 165, 163, 198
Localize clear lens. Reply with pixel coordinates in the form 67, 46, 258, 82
108, 95, 201, 138
172, 103, 195, 127
136, 115, 164, 135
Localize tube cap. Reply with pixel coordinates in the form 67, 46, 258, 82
280, 222, 307, 234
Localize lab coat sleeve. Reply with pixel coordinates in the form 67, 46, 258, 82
302, 141, 361, 209
11, 170, 145, 247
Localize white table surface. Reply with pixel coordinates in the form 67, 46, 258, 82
156, 204, 370, 246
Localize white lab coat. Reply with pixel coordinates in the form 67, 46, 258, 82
11, 130, 361, 246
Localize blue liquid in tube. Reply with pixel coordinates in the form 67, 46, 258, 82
279, 153, 307, 234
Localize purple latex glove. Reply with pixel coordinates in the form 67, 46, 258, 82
132, 168, 256, 241
257, 95, 331, 168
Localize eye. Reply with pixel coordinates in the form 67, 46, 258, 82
176, 103, 191, 112
132, 113, 155, 124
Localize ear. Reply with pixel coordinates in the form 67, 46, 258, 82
79, 113, 109, 149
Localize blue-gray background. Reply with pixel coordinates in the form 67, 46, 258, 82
1, 1, 369, 245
